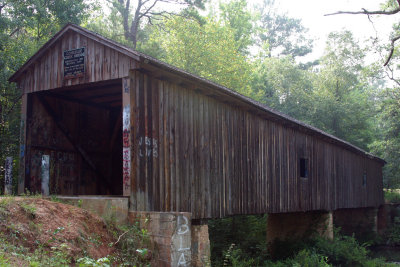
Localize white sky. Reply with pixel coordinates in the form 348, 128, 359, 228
268, 0, 400, 60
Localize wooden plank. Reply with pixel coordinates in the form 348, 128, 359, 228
188, 89, 195, 215
137, 72, 146, 210
174, 84, 181, 212
144, 74, 150, 210
151, 77, 160, 211
169, 84, 176, 211
163, 80, 171, 211
122, 76, 131, 197
158, 80, 165, 211
103, 46, 111, 80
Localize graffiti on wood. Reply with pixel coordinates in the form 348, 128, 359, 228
122, 105, 131, 193
138, 136, 158, 158
123, 148, 131, 191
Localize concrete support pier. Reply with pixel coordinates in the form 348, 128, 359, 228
333, 207, 378, 238
267, 211, 333, 245
191, 224, 211, 267
129, 211, 210, 267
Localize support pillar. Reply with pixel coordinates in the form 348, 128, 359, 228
129, 211, 192, 267
333, 207, 378, 238
378, 204, 400, 234
267, 211, 333, 245
191, 224, 211, 267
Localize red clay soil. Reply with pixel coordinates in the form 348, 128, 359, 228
0, 197, 117, 260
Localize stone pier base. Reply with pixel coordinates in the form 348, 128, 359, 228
128, 211, 210, 267
333, 207, 378, 238
378, 204, 400, 234
191, 224, 211, 267
267, 211, 333, 245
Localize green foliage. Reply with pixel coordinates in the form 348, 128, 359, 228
109, 221, 151, 266
313, 234, 369, 266
309, 31, 376, 150
384, 189, 400, 203
370, 87, 400, 187
256, 0, 313, 58
20, 201, 36, 219
149, 15, 254, 96
382, 216, 400, 246
251, 56, 314, 118
209, 215, 267, 265
219, 0, 256, 54
210, 216, 396, 267
77, 256, 111, 267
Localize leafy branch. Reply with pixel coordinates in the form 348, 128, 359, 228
325, 1, 400, 66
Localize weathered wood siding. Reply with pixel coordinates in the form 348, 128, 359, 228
11, 25, 384, 220
25, 94, 122, 195
17, 29, 136, 94
129, 71, 384, 219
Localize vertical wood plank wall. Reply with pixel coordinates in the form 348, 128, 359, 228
17, 30, 136, 94
130, 71, 384, 220
12, 28, 383, 220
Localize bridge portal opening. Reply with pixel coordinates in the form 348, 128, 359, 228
25, 79, 123, 196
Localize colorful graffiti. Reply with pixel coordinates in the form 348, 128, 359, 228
122, 105, 131, 194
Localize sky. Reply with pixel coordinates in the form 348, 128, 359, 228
271, 0, 400, 60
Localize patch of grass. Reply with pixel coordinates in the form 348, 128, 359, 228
20, 202, 36, 219
77, 256, 111, 267
0, 197, 13, 220
49, 195, 61, 203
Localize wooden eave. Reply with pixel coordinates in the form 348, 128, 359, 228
8, 23, 386, 165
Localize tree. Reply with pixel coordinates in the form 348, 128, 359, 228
370, 88, 400, 187
251, 56, 313, 120
219, 0, 256, 55
110, 0, 206, 49
310, 31, 376, 150
148, 15, 254, 96
256, 0, 313, 58
325, 0, 400, 67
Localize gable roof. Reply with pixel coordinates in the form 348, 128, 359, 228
9, 23, 385, 164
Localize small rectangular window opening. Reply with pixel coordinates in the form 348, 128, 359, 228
300, 158, 308, 178
362, 173, 367, 186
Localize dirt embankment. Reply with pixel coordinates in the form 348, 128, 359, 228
0, 197, 117, 264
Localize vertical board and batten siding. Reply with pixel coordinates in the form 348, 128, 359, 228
11, 26, 384, 220
130, 70, 383, 220
17, 30, 137, 94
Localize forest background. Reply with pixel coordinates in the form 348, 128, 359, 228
1, 0, 400, 190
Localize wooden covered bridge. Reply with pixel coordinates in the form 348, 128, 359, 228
9, 24, 385, 266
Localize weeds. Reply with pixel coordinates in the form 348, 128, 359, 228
20, 201, 36, 219
384, 189, 400, 203
111, 221, 151, 266
211, 221, 399, 267
77, 256, 111, 267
